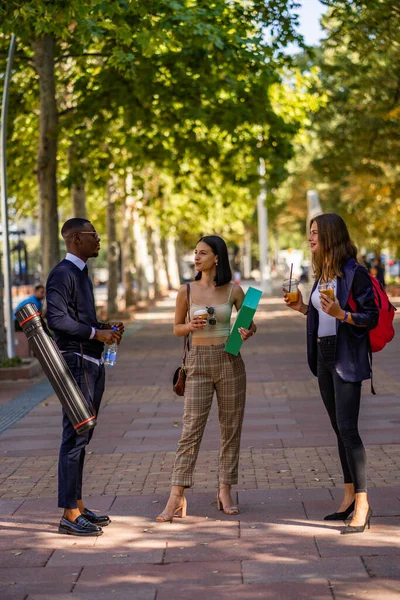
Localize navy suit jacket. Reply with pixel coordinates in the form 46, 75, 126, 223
306, 258, 378, 382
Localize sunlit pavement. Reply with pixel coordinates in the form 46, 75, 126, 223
0, 291, 399, 599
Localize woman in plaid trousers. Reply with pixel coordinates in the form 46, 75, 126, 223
157, 235, 256, 522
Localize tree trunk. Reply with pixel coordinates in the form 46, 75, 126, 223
106, 179, 119, 317
174, 241, 185, 284
133, 207, 151, 301
162, 234, 181, 289
243, 232, 252, 279
147, 219, 168, 299
32, 35, 59, 279
160, 236, 171, 290
0, 271, 7, 363
67, 141, 87, 219
72, 182, 87, 219
122, 173, 134, 308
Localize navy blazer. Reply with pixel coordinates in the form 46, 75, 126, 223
307, 258, 379, 382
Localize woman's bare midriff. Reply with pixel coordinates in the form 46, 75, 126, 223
192, 336, 229, 346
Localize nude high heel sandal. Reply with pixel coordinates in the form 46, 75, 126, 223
156, 495, 187, 523
217, 491, 239, 516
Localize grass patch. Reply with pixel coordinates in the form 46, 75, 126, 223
0, 356, 23, 368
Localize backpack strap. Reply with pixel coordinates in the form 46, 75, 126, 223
349, 265, 376, 395
369, 350, 376, 395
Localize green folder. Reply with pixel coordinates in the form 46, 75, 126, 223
225, 286, 262, 356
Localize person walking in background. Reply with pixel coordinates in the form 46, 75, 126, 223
284, 213, 378, 534
46, 218, 124, 536
370, 256, 386, 289
157, 235, 256, 522
14, 284, 45, 331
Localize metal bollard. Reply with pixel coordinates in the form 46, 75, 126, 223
15, 303, 96, 435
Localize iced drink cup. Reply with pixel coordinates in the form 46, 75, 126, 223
318, 281, 335, 301
283, 278, 299, 303
193, 309, 208, 321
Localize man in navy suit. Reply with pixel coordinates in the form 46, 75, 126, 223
47, 218, 124, 536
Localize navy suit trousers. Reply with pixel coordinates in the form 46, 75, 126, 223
58, 352, 105, 509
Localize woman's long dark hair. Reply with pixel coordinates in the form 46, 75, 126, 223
195, 235, 232, 286
311, 213, 357, 280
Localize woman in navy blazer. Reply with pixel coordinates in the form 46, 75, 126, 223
285, 214, 378, 534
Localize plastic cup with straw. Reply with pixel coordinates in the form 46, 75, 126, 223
283, 263, 299, 303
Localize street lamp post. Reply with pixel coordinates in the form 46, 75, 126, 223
257, 158, 271, 294
0, 34, 17, 358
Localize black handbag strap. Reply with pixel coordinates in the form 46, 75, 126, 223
181, 283, 191, 366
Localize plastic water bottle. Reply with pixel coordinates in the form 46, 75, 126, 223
104, 327, 119, 367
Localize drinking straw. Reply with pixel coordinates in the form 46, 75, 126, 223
289, 263, 293, 293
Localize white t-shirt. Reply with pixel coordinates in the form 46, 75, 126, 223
311, 278, 338, 337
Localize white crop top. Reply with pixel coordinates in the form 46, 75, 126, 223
190, 283, 234, 338
311, 278, 337, 337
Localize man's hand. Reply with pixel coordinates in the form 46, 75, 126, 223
102, 322, 125, 335
95, 329, 121, 344
110, 321, 125, 336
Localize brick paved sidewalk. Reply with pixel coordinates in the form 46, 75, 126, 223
0, 294, 399, 599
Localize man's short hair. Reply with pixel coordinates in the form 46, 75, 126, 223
34, 284, 45, 291
61, 218, 91, 237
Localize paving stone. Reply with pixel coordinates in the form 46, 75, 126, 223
0, 519, 97, 550
156, 582, 333, 600
362, 555, 400, 579
147, 517, 240, 541
27, 592, 156, 600
242, 556, 369, 583
238, 489, 333, 502
240, 519, 342, 540
330, 579, 400, 599
330, 488, 400, 516
234, 500, 307, 521
0, 567, 78, 590
75, 562, 242, 591
164, 537, 319, 562
0, 498, 25, 516
47, 542, 165, 567
303, 500, 344, 520
0, 548, 53, 567
315, 518, 400, 557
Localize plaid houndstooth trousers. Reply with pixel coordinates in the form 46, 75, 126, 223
171, 344, 246, 487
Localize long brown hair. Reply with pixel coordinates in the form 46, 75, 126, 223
310, 213, 357, 280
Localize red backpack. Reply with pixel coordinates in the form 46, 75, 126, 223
348, 274, 396, 352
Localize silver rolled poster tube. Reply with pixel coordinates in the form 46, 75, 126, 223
15, 303, 96, 435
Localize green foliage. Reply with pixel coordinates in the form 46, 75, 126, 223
1, 0, 306, 250
310, 1, 400, 251
0, 356, 23, 368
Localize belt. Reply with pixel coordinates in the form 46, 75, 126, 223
61, 351, 104, 367
317, 335, 336, 344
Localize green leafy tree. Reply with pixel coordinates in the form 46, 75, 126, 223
1, 0, 303, 276
309, 1, 400, 251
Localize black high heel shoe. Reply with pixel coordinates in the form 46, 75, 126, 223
324, 499, 355, 521
341, 507, 373, 534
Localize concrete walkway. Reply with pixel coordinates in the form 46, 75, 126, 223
0, 293, 399, 599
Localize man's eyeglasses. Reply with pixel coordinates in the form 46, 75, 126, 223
69, 231, 100, 241
206, 306, 217, 326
